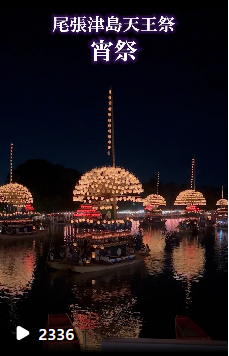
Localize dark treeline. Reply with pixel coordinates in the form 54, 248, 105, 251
142, 178, 227, 210
4, 159, 227, 212
6, 159, 81, 212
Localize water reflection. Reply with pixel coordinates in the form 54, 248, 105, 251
0, 239, 41, 333
141, 219, 206, 309
69, 273, 143, 351
172, 235, 205, 307
215, 229, 228, 271
165, 218, 183, 232
0, 241, 37, 295
0, 219, 227, 346
173, 236, 205, 281
143, 228, 165, 275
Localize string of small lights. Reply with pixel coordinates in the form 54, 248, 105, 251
143, 172, 166, 208
0, 143, 33, 209
143, 194, 166, 208
73, 166, 144, 209
216, 186, 228, 206
73, 88, 144, 218
174, 158, 206, 207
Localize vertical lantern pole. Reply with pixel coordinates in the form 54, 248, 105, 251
157, 172, 159, 196
194, 157, 195, 191
10, 143, 13, 183
108, 87, 116, 220
191, 158, 194, 190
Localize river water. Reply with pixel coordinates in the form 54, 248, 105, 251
0, 219, 227, 352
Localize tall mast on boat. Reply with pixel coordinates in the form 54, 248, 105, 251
10, 143, 13, 183
194, 157, 195, 191
107, 86, 115, 167
157, 172, 159, 196
191, 158, 195, 190
222, 185, 224, 199
107, 87, 117, 219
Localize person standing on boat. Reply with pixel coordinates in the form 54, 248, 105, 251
60, 250, 64, 260
71, 249, 77, 262
95, 248, 100, 262
82, 253, 87, 264
65, 245, 71, 260
117, 247, 121, 257
49, 250, 54, 261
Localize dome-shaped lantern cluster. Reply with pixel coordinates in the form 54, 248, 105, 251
174, 158, 206, 207
0, 143, 33, 210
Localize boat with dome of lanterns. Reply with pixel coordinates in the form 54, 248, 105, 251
139, 207, 167, 227
214, 186, 228, 229
173, 158, 207, 235
0, 143, 47, 240
46, 219, 147, 273
139, 172, 167, 227
0, 210, 47, 240
47, 87, 149, 273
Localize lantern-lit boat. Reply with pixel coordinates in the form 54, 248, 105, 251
214, 207, 228, 229
46, 228, 147, 274
43, 313, 81, 352
0, 220, 47, 240
139, 208, 166, 227
177, 219, 200, 234
47, 213, 66, 224
175, 315, 211, 340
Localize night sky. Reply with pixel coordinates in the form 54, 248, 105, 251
0, 8, 227, 188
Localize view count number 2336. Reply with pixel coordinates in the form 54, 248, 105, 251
39, 329, 75, 340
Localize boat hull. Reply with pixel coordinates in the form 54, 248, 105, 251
47, 260, 72, 270
70, 257, 144, 274
175, 315, 211, 340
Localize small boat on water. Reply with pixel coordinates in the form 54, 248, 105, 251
139, 217, 166, 228
139, 207, 166, 228
43, 313, 81, 352
213, 206, 228, 229
177, 219, 200, 234
175, 315, 211, 340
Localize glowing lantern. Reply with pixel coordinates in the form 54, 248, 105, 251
143, 194, 166, 208
73, 166, 143, 210
174, 189, 206, 207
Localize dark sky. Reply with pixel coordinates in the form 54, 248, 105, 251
0, 8, 227, 188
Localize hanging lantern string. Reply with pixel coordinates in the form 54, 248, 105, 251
10, 143, 13, 184
157, 171, 159, 196
190, 158, 194, 189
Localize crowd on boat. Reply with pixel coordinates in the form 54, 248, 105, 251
177, 219, 199, 231
48, 228, 147, 265
73, 219, 133, 231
